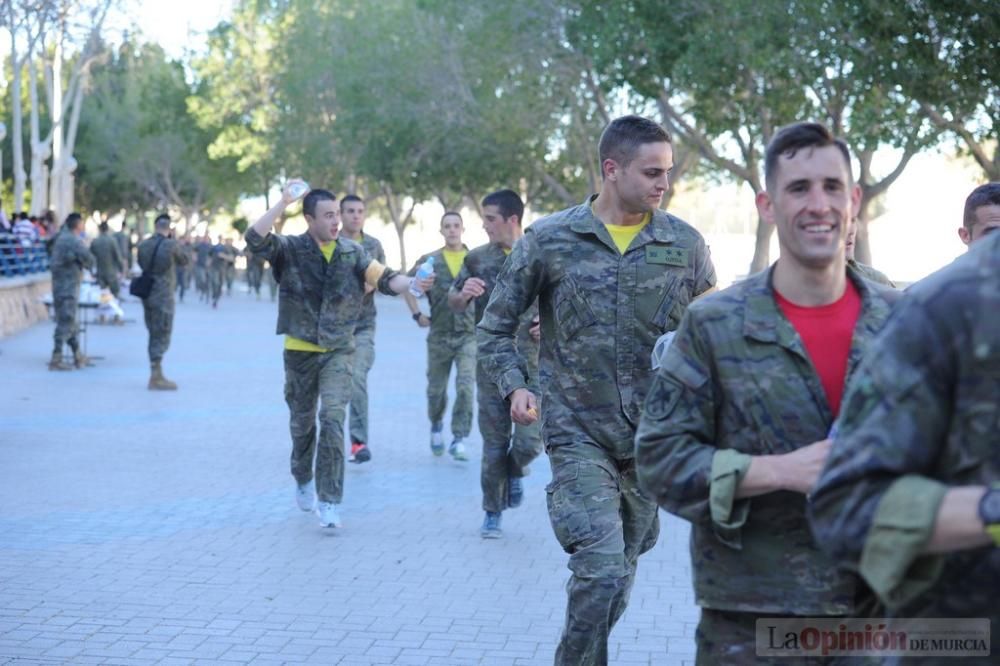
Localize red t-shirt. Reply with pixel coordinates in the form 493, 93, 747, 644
774, 280, 861, 417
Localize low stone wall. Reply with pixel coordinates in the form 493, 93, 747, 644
0, 275, 51, 338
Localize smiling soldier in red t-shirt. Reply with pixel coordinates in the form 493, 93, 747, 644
636, 122, 901, 663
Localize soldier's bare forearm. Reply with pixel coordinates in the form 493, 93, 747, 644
735, 455, 786, 498
924, 486, 991, 554
403, 291, 421, 315
250, 200, 288, 238
448, 290, 470, 312
387, 273, 412, 294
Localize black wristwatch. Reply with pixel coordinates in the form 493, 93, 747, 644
978, 486, 1000, 546
412, 312, 423, 322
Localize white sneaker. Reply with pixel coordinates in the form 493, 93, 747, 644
448, 438, 468, 462
296, 480, 316, 512
316, 501, 342, 528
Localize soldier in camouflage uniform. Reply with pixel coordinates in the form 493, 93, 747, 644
635, 123, 898, 664
89, 221, 125, 298
246, 252, 266, 299
245, 181, 432, 530
809, 231, 1000, 663
957, 182, 1000, 249
450, 190, 541, 539
339, 195, 384, 464
479, 117, 715, 664
404, 211, 476, 457
48, 213, 95, 370
113, 222, 133, 272
194, 234, 212, 302
136, 214, 191, 390
207, 236, 232, 308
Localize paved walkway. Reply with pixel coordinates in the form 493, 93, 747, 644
0, 283, 698, 665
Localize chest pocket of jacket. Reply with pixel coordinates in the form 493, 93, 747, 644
635, 261, 686, 331
554, 277, 597, 342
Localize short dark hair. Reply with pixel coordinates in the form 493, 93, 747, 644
481, 189, 524, 224
64, 213, 83, 229
598, 115, 672, 176
441, 211, 463, 225
764, 122, 852, 191
303, 189, 337, 218
962, 183, 1000, 230
154, 213, 171, 229
340, 194, 364, 211
98, 221, 109, 233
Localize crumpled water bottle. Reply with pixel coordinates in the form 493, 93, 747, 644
409, 258, 435, 297
287, 181, 310, 200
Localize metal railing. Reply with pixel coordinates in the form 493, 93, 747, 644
0, 232, 51, 277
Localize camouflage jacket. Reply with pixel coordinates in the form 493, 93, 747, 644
210, 244, 237, 270
849, 258, 896, 288
90, 233, 124, 280
634, 265, 898, 615
809, 232, 1000, 624
49, 229, 95, 299
355, 232, 385, 333
245, 228, 397, 352
478, 199, 715, 458
409, 245, 475, 340
453, 242, 540, 369
137, 234, 190, 310
194, 241, 212, 267
113, 230, 132, 267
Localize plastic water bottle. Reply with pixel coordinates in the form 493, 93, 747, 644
409, 258, 435, 297
287, 181, 310, 200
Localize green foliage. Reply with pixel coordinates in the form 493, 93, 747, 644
75, 42, 244, 219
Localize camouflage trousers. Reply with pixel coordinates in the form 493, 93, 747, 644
194, 265, 208, 296
284, 349, 353, 504
175, 266, 188, 302
696, 609, 854, 665
266, 267, 278, 301
426, 333, 475, 439
547, 442, 660, 666
477, 363, 542, 513
142, 302, 175, 362
348, 326, 375, 445
246, 262, 263, 296
51, 295, 80, 353
209, 268, 224, 304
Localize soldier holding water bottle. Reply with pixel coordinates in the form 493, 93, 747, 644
245, 179, 434, 530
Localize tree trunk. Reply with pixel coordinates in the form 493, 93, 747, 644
10, 55, 27, 211
28, 58, 49, 216
748, 217, 773, 275
49, 36, 64, 220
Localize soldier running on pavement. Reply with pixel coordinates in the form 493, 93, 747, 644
449, 190, 542, 540
339, 194, 384, 464
245, 180, 432, 530
479, 116, 716, 664
404, 211, 476, 460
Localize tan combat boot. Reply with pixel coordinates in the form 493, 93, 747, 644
48, 350, 73, 371
73, 349, 93, 369
148, 361, 178, 390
